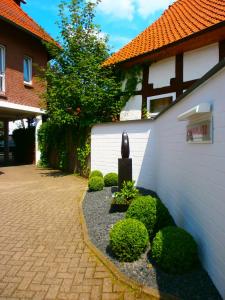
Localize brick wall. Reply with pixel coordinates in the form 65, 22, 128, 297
0, 19, 48, 108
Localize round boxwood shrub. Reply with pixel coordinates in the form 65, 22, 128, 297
88, 176, 104, 191
125, 196, 174, 239
152, 226, 199, 274
109, 218, 149, 262
89, 170, 103, 178
104, 173, 118, 187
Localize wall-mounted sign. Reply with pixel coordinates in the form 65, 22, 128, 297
186, 119, 212, 143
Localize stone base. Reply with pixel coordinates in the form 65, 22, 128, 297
118, 158, 132, 191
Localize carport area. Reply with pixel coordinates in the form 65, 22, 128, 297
0, 101, 44, 166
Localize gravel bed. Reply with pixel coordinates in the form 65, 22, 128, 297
83, 187, 221, 300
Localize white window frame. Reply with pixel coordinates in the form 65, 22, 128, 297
23, 56, 32, 85
0, 45, 6, 93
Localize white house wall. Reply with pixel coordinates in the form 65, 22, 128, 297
148, 56, 176, 88
91, 67, 225, 298
183, 43, 219, 81
155, 68, 225, 298
120, 95, 142, 121
120, 70, 143, 121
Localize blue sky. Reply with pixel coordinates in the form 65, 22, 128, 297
22, 0, 174, 53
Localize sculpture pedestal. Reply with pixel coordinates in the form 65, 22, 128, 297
118, 158, 132, 191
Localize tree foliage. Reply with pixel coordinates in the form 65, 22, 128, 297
42, 0, 124, 128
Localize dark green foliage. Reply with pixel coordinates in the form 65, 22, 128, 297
88, 176, 104, 191
77, 143, 91, 177
114, 181, 139, 205
13, 127, 35, 164
125, 196, 174, 239
38, 121, 74, 171
152, 226, 199, 274
42, 0, 125, 128
37, 0, 142, 172
104, 173, 118, 186
109, 219, 149, 262
111, 196, 129, 205
89, 170, 103, 178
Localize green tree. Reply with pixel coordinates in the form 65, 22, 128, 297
39, 0, 127, 174
42, 0, 123, 127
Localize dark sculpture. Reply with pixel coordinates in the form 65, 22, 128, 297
121, 131, 130, 158
118, 131, 132, 191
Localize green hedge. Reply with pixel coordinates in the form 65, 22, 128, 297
104, 173, 118, 186
109, 218, 149, 262
89, 170, 103, 178
88, 176, 104, 191
152, 226, 199, 274
125, 196, 174, 239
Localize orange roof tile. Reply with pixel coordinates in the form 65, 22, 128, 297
104, 0, 225, 66
0, 0, 57, 45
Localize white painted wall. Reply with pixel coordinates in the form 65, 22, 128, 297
91, 120, 156, 190
120, 95, 142, 121
91, 66, 225, 298
155, 68, 225, 299
148, 57, 175, 88
183, 43, 219, 81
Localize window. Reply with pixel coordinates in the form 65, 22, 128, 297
23, 56, 32, 84
150, 97, 173, 114
0, 45, 5, 93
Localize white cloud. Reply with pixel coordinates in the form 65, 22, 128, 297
137, 0, 174, 19
97, 0, 134, 21
96, 0, 175, 20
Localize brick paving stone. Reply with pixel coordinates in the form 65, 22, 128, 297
0, 165, 152, 300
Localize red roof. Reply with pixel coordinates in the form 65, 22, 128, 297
0, 0, 56, 45
104, 0, 225, 66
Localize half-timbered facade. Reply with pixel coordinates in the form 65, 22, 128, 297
104, 0, 225, 121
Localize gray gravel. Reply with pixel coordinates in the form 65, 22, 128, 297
83, 187, 222, 300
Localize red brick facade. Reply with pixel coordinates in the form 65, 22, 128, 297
0, 19, 48, 108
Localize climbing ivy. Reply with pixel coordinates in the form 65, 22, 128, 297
77, 142, 91, 176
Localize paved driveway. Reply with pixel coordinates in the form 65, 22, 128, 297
0, 165, 148, 300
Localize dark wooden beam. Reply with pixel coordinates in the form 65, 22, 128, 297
175, 54, 184, 97
219, 40, 225, 61
141, 65, 149, 118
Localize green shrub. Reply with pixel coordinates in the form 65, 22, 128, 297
104, 173, 118, 187
114, 181, 139, 205
152, 226, 199, 274
110, 218, 149, 262
89, 170, 103, 178
88, 176, 104, 191
125, 196, 174, 239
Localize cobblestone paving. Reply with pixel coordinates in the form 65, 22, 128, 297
0, 165, 150, 300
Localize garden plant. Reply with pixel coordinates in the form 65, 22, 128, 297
109, 218, 149, 262
112, 181, 139, 206
126, 195, 174, 238
89, 170, 103, 178
152, 226, 199, 274
88, 176, 104, 191
104, 173, 118, 186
